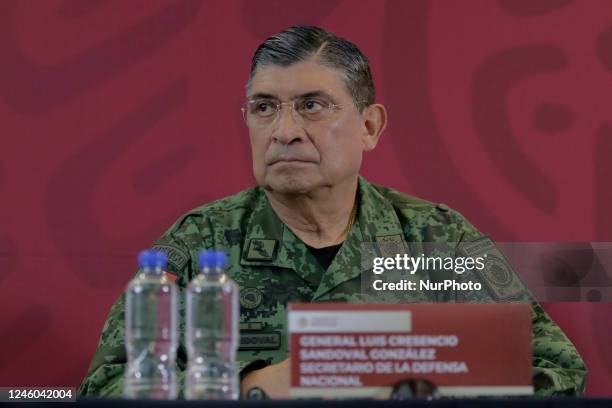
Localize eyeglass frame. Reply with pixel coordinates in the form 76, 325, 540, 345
240, 94, 366, 128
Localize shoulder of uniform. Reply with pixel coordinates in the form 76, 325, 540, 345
370, 182, 448, 212
153, 187, 261, 277
189, 186, 261, 215
369, 182, 481, 238
175, 186, 259, 221
160, 186, 261, 237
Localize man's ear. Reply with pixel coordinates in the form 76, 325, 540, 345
361, 103, 387, 151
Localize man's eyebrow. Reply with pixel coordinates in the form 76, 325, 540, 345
295, 91, 333, 100
247, 91, 334, 100
248, 92, 278, 100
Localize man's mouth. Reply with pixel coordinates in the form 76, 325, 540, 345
269, 157, 315, 165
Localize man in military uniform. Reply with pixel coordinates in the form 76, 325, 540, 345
79, 26, 586, 398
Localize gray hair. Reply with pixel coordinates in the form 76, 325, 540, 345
248, 25, 375, 112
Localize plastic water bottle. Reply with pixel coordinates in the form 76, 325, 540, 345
185, 251, 239, 400
124, 250, 178, 399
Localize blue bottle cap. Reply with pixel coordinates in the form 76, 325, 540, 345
198, 250, 215, 268
138, 250, 152, 268
213, 251, 228, 269
138, 250, 167, 268
198, 250, 228, 269
152, 251, 168, 269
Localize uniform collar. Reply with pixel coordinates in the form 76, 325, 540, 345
314, 176, 405, 299
239, 176, 406, 299
355, 176, 405, 243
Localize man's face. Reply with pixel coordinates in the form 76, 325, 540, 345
246, 60, 368, 195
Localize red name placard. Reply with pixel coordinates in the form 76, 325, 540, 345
289, 303, 532, 398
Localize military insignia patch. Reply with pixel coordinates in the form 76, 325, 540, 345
239, 331, 281, 350
240, 322, 264, 331
245, 239, 277, 261
375, 234, 408, 259
151, 244, 189, 271
376, 234, 404, 244
241, 287, 264, 309
458, 237, 529, 301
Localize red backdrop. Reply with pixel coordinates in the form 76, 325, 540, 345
0, 0, 611, 395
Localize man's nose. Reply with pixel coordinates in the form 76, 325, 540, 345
271, 106, 305, 145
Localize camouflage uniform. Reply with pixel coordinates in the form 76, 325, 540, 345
78, 176, 586, 397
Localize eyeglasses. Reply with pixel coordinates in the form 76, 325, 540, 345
241, 96, 350, 128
